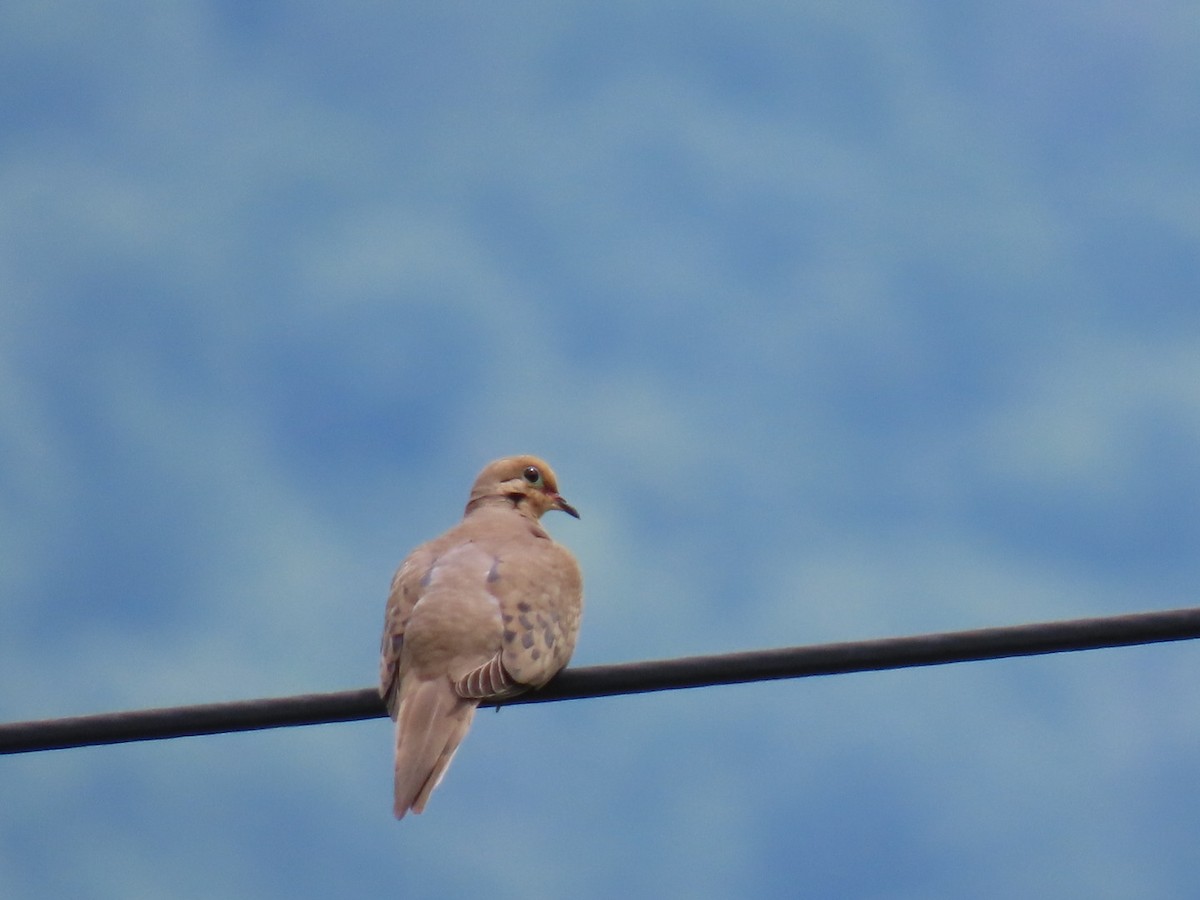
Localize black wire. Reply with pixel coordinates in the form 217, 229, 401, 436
3, 605, 1199, 755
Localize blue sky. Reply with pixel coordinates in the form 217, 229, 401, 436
3, 2, 1200, 897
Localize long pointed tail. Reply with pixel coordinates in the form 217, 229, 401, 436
392, 678, 477, 818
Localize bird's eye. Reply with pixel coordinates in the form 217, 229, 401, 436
523, 466, 542, 485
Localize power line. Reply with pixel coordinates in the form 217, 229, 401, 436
3, 605, 1199, 756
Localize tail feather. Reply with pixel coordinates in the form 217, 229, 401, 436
393, 678, 477, 818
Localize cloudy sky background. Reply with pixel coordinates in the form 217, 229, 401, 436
3, 2, 1200, 897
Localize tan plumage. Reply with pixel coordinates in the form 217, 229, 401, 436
379, 455, 583, 819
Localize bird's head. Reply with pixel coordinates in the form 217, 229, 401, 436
465, 455, 580, 520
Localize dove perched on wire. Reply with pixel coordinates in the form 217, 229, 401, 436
379, 455, 584, 819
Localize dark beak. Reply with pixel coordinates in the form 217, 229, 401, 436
552, 493, 580, 519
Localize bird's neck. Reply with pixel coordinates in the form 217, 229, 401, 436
464, 493, 538, 520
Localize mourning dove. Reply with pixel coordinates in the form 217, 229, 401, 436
379, 455, 583, 819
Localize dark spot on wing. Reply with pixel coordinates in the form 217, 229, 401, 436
521, 632, 535, 649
